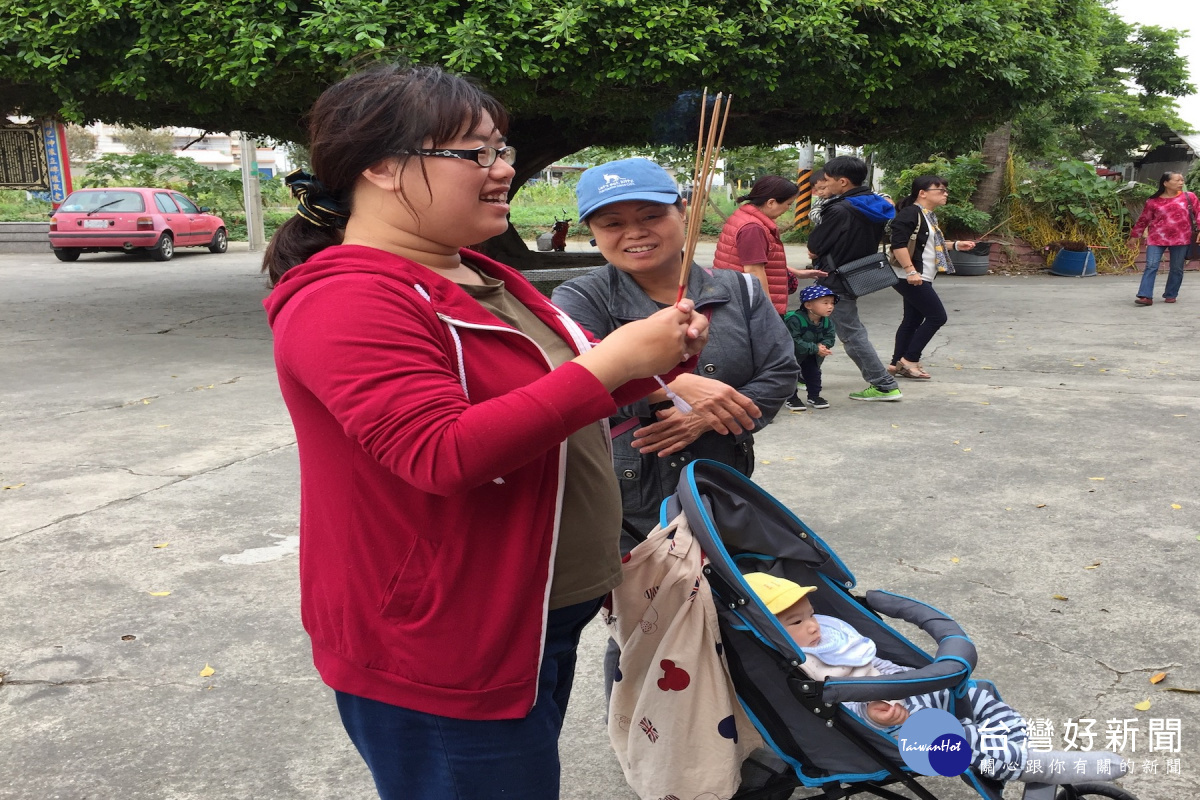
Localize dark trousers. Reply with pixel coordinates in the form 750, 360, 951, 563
336, 596, 604, 800
799, 353, 823, 398
892, 281, 948, 363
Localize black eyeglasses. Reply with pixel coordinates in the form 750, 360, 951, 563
399, 146, 517, 168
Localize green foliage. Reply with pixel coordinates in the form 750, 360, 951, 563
887, 154, 992, 233
573, 145, 696, 175
1004, 156, 1148, 271
508, 180, 585, 239
1012, 17, 1194, 165
723, 146, 801, 189
0, 189, 52, 221
0, 0, 1111, 170
1012, 160, 1130, 229
225, 208, 294, 242
78, 153, 245, 215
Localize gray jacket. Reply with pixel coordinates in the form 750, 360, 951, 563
552, 264, 798, 536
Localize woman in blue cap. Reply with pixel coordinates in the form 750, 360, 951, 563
553, 157, 798, 536
783, 284, 838, 410
552, 156, 798, 705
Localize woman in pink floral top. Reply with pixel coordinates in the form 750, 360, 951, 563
1128, 172, 1200, 306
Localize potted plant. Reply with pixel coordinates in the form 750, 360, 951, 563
1046, 239, 1097, 277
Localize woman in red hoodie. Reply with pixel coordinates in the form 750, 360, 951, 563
261, 65, 748, 800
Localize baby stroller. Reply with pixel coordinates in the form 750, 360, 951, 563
658, 459, 1139, 800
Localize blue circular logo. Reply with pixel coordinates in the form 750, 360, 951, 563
896, 708, 971, 777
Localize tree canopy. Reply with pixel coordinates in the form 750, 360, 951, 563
4, 0, 1109, 178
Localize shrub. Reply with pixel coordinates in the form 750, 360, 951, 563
0, 189, 52, 221
1003, 156, 1152, 272
888, 153, 992, 235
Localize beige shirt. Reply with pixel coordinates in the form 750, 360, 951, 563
460, 274, 624, 608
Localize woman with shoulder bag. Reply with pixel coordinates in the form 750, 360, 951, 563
1128, 171, 1199, 306
886, 175, 976, 380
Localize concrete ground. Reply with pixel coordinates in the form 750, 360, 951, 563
1, 242, 1197, 800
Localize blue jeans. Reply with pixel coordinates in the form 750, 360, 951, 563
1138, 245, 1188, 299
336, 596, 605, 800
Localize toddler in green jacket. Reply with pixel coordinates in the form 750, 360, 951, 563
783, 285, 837, 410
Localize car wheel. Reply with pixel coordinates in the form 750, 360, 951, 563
208, 227, 228, 254
53, 248, 81, 262
151, 232, 174, 262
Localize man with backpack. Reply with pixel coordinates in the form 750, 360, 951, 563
807, 156, 902, 401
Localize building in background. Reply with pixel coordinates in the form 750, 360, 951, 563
82, 124, 288, 178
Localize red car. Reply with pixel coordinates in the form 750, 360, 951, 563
49, 187, 228, 262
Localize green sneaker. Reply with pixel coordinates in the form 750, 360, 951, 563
849, 386, 903, 402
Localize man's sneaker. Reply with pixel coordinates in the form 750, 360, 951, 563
807, 396, 830, 409
784, 393, 806, 412
849, 386, 903, 402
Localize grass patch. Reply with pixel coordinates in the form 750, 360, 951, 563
0, 190, 53, 221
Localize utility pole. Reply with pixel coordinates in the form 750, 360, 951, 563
793, 142, 816, 230
238, 133, 266, 251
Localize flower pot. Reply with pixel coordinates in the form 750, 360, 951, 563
948, 248, 990, 276
1050, 249, 1096, 277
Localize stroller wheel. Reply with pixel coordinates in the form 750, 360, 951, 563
1058, 784, 1140, 800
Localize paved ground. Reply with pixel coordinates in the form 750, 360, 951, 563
1, 242, 1197, 800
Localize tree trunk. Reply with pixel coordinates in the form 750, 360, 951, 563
971, 122, 1012, 214
471, 115, 603, 270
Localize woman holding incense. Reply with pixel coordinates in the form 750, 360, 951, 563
262, 69, 720, 799
552, 158, 797, 537
714, 175, 829, 314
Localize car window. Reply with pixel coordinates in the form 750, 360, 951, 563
155, 194, 179, 213
59, 191, 146, 213
171, 193, 201, 214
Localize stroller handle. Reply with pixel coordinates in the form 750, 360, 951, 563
815, 590, 978, 705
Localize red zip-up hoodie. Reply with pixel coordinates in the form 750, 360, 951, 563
263, 245, 690, 719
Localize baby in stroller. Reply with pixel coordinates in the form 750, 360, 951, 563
659, 458, 1144, 800
744, 571, 1129, 798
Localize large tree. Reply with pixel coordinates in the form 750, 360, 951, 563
2, 0, 1110, 260
874, 9, 1193, 212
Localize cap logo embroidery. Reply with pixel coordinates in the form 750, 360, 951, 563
599, 174, 636, 193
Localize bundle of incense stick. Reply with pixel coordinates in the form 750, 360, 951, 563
677, 90, 732, 304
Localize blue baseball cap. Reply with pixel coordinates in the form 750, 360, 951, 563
576, 158, 682, 221
799, 284, 839, 304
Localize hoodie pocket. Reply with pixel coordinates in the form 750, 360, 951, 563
379, 535, 441, 620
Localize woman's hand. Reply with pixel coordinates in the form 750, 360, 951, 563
575, 301, 708, 390
788, 266, 829, 279
666, 372, 760, 435
955, 240, 976, 252
905, 270, 923, 285
630, 407, 711, 456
